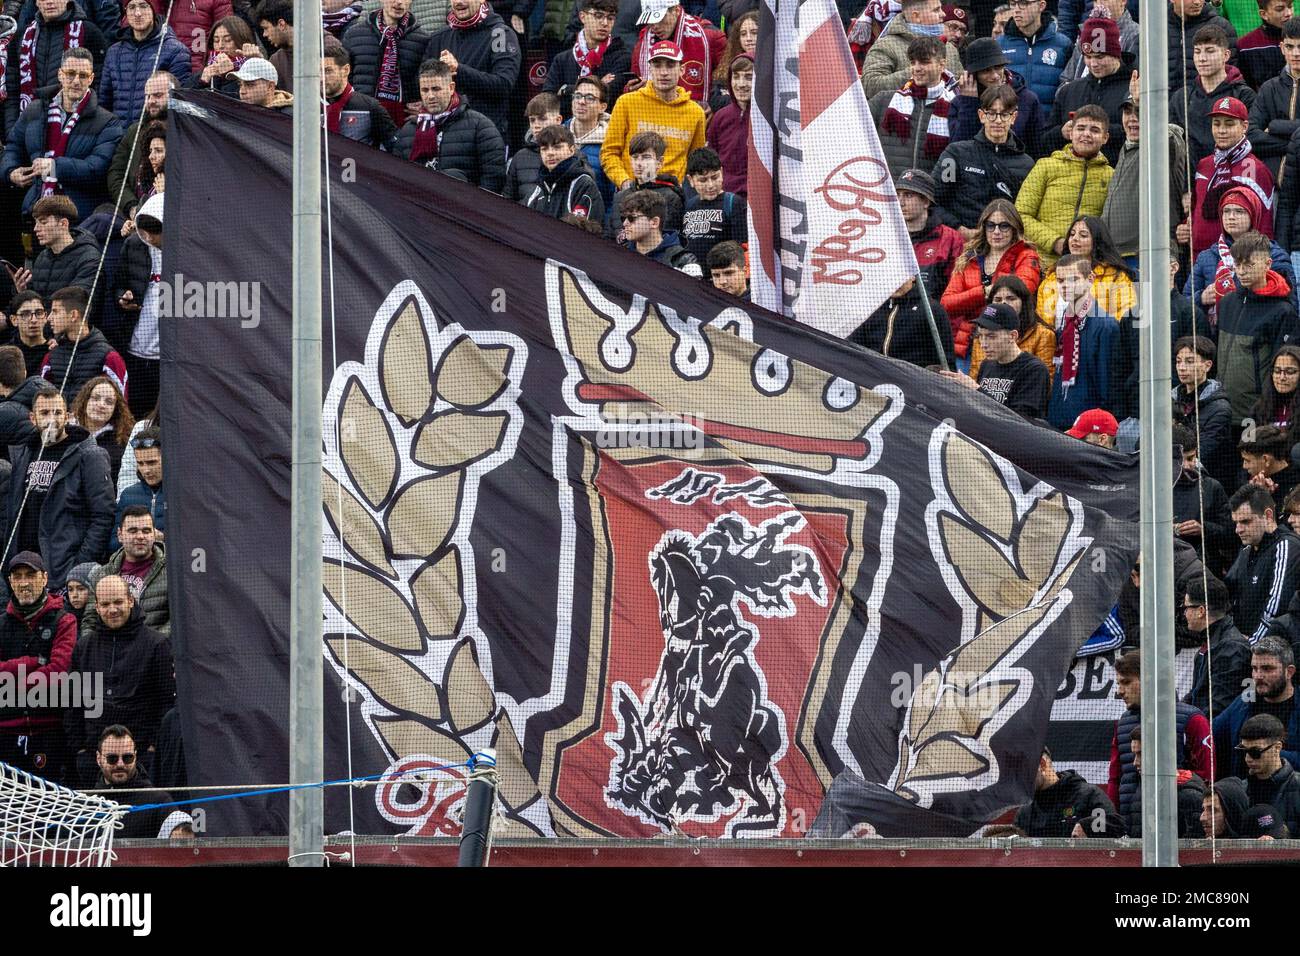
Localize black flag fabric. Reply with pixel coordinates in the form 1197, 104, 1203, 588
163, 92, 1139, 838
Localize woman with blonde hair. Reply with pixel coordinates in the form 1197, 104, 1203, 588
940, 198, 1042, 370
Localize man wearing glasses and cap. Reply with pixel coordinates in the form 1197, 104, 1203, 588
629, 0, 724, 104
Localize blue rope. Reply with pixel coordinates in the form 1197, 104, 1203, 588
122, 759, 477, 814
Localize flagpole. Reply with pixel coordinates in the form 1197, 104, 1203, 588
289, 0, 325, 867
915, 273, 950, 372
1137, 0, 1178, 866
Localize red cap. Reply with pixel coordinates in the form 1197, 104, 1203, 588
648, 40, 684, 62
1208, 96, 1248, 121
942, 4, 968, 25
1066, 409, 1119, 439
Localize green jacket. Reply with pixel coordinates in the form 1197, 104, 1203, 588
1014, 147, 1113, 271
859, 15, 964, 100
82, 544, 169, 639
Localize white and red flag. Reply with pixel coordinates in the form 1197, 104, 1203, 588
748, 0, 918, 336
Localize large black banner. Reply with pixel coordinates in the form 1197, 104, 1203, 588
163, 92, 1139, 838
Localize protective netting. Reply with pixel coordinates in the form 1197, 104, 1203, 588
0, 761, 126, 867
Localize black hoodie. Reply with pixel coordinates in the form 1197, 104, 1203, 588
523, 153, 605, 222
1245, 758, 1300, 835
1013, 769, 1127, 838
65, 599, 173, 752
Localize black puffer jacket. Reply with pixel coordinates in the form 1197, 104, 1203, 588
422, 13, 521, 140
0, 376, 45, 451
851, 285, 955, 371
1043, 65, 1134, 167
4, 1, 108, 131
392, 98, 507, 192
931, 130, 1034, 230
3, 422, 115, 588
109, 230, 154, 353
504, 131, 541, 202
42, 327, 120, 402
1013, 769, 1126, 838
523, 153, 604, 221
64, 600, 173, 751
1245, 759, 1300, 835
1172, 379, 1236, 493
342, 11, 431, 106
1272, 121, 1300, 252
29, 227, 100, 301
1172, 467, 1236, 577
1247, 69, 1300, 179
1167, 4, 1237, 94
329, 87, 398, 149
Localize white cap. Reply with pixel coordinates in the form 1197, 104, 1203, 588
137, 192, 164, 227
231, 57, 277, 83
637, 0, 680, 26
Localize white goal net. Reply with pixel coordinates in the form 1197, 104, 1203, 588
0, 761, 128, 867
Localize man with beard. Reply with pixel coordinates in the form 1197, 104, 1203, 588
0, 551, 77, 780
392, 58, 505, 191
322, 41, 396, 149
107, 70, 174, 208
90, 723, 190, 837
83, 504, 168, 638
2, 385, 114, 590
1214, 636, 1300, 778
423, 0, 521, 143
341, 0, 430, 128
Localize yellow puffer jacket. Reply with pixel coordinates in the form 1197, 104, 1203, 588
601, 83, 708, 188
1035, 264, 1136, 327
1014, 148, 1113, 271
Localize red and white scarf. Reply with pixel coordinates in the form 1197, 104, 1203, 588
19, 17, 83, 113
326, 83, 355, 133
636, 12, 713, 101
1209, 232, 1239, 328
1054, 290, 1095, 397
447, 2, 490, 29
881, 71, 956, 161
573, 30, 609, 78
410, 92, 461, 165
40, 89, 89, 198
376, 11, 411, 102
1204, 136, 1253, 222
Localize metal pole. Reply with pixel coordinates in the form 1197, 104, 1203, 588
1137, 0, 1178, 867
289, 0, 324, 867
915, 272, 951, 372
457, 750, 499, 867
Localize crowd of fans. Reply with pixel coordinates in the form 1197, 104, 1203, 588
1, 0, 1300, 841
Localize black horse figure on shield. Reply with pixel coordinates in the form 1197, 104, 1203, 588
608, 512, 824, 835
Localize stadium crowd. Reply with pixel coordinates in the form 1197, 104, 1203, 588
0, 0, 1298, 840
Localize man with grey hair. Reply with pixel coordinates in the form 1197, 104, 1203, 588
1213, 635, 1300, 779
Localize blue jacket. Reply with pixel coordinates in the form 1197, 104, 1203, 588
1056, 0, 1139, 45
112, 480, 165, 552
948, 69, 1047, 159
1046, 307, 1118, 430
997, 16, 1073, 110
0, 87, 123, 221
99, 19, 192, 122
1186, 241, 1298, 321
1212, 691, 1300, 779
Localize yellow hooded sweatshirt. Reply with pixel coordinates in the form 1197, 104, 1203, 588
601, 82, 708, 189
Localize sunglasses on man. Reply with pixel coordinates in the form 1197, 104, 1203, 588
1234, 742, 1279, 759
100, 752, 137, 765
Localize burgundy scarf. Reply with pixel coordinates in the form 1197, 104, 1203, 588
1204, 136, 1254, 222
1054, 292, 1095, 397
635, 12, 713, 101
448, 2, 490, 29
573, 32, 609, 77
326, 83, 355, 133
19, 17, 83, 113
410, 93, 461, 165
376, 12, 411, 103
881, 72, 956, 161
41, 89, 90, 198
206, 48, 247, 70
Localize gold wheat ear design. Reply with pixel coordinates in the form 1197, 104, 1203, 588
893, 433, 1080, 798
324, 294, 529, 808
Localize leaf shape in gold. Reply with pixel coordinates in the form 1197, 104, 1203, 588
337, 378, 398, 510
493, 711, 541, 811
413, 411, 508, 471
443, 640, 495, 733
374, 716, 470, 765
379, 298, 435, 425
938, 513, 1025, 617
434, 336, 513, 409
322, 562, 424, 653
323, 470, 395, 578
325, 635, 441, 722
387, 473, 462, 559
1017, 492, 1070, 584
411, 550, 464, 640
943, 434, 1015, 541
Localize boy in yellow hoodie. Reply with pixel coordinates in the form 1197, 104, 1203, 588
602, 40, 707, 189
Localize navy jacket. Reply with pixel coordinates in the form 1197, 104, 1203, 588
996, 16, 1072, 110
98, 19, 191, 122
423, 13, 521, 141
